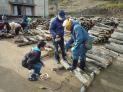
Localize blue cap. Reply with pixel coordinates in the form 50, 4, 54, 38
58, 10, 65, 19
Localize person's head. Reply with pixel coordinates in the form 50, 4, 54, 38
58, 10, 65, 21
23, 15, 27, 20
37, 40, 46, 51
63, 19, 72, 32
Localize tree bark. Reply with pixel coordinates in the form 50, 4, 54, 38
86, 62, 100, 75
17, 41, 37, 47
105, 43, 123, 54
86, 53, 111, 67
86, 58, 107, 68
111, 32, 123, 41
109, 38, 123, 45
60, 59, 94, 87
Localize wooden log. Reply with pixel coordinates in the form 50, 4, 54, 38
36, 35, 44, 41
22, 36, 29, 43
117, 27, 123, 33
60, 59, 94, 87
86, 53, 110, 67
86, 58, 107, 68
17, 41, 37, 47
108, 50, 119, 58
105, 43, 123, 54
4, 34, 14, 38
0, 33, 14, 39
66, 54, 102, 73
85, 62, 101, 75
117, 56, 123, 62
60, 59, 70, 70
111, 32, 123, 41
74, 67, 94, 87
25, 36, 37, 42
109, 38, 123, 45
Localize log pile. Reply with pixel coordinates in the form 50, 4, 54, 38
104, 23, 123, 77
88, 18, 118, 44
14, 32, 52, 47
29, 18, 50, 30
0, 32, 14, 39
105, 27, 123, 55
75, 17, 118, 44
78, 17, 95, 30
14, 24, 52, 47
57, 45, 114, 91
87, 46, 113, 68
89, 26, 115, 44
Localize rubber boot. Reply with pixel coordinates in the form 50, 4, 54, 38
68, 60, 78, 71
80, 61, 86, 70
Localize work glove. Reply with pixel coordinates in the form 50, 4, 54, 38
71, 47, 75, 53
55, 35, 61, 42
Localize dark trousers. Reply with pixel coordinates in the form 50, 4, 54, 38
53, 37, 66, 63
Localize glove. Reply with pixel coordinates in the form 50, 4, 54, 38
55, 35, 61, 42
71, 47, 75, 52
55, 37, 61, 42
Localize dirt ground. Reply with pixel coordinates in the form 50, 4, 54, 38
0, 40, 123, 92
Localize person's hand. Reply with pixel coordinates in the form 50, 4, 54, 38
56, 35, 60, 38
55, 35, 61, 42
71, 47, 75, 52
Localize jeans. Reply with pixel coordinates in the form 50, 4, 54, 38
32, 63, 42, 74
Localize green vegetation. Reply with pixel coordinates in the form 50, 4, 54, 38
100, 3, 123, 9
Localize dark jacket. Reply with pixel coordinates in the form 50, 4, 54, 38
49, 17, 64, 38
27, 47, 43, 69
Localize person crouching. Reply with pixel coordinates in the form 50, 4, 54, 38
22, 41, 46, 81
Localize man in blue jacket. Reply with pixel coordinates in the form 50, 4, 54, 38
49, 10, 66, 63
63, 18, 89, 71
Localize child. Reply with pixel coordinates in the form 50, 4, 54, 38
22, 40, 46, 81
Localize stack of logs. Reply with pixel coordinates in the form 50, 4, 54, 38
29, 18, 50, 30
104, 22, 123, 71
0, 32, 14, 40
54, 45, 115, 91
76, 17, 118, 44
89, 25, 115, 44
88, 18, 118, 44
78, 17, 95, 31
14, 29, 52, 47
105, 22, 123, 55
